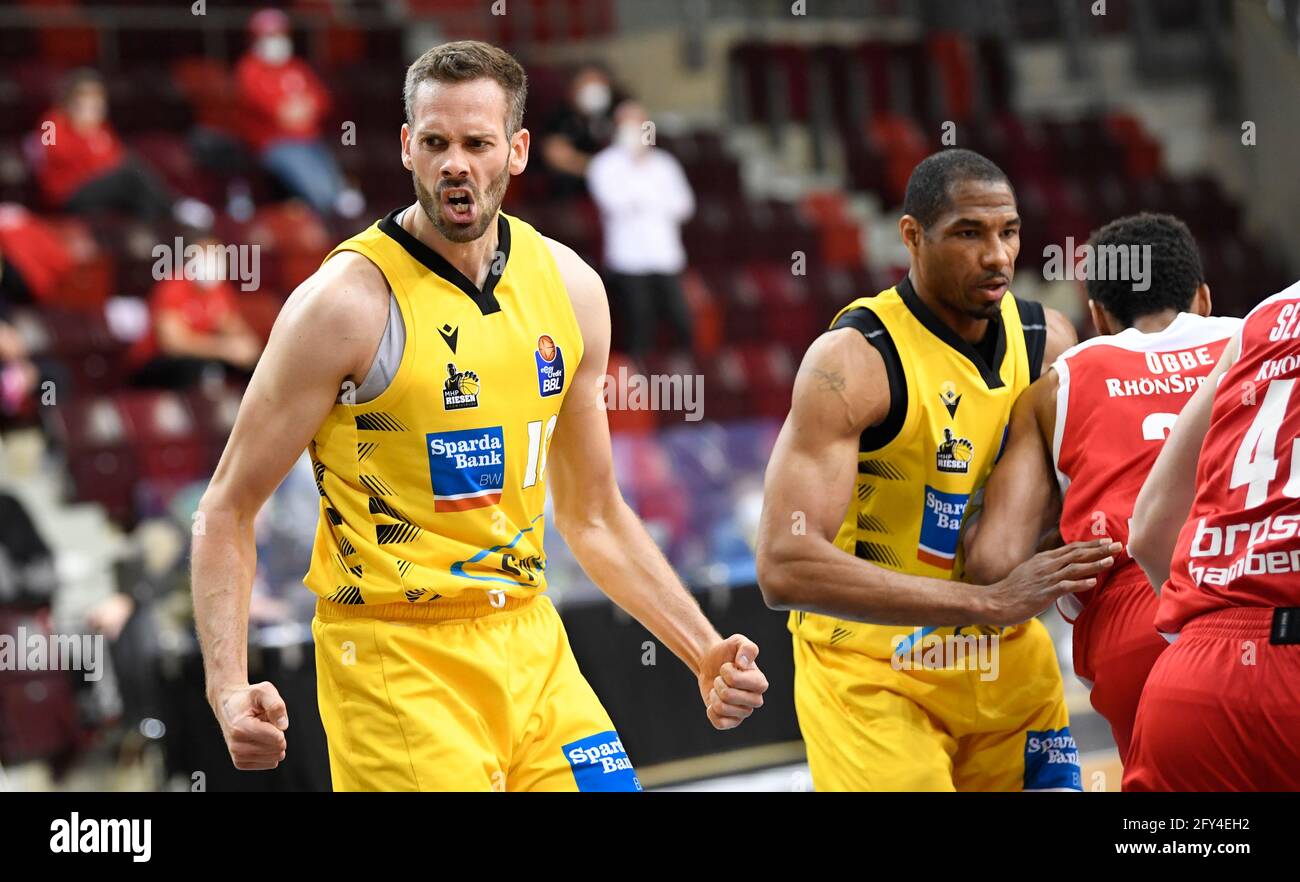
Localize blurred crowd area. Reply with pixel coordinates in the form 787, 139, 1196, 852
0, 0, 1296, 789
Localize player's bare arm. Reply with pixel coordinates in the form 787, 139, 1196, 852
963, 306, 1078, 582
1130, 333, 1240, 589
191, 251, 389, 769
1041, 306, 1078, 369
756, 326, 1118, 628
963, 370, 1062, 584
542, 236, 769, 730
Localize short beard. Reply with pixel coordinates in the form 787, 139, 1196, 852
413, 161, 511, 244
966, 299, 1004, 320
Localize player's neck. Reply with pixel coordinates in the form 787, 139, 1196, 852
1127, 309, 1182, 335
404, 204, 501, 291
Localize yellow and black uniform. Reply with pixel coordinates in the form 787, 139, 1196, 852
791, 277, 1081, 791
305, 208, 639, 791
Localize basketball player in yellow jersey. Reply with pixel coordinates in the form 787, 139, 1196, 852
757, 150, 1121, 791
190, 41, 768, 791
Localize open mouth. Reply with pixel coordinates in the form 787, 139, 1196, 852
441, 186, 477, 224
975, 280, 1008, 300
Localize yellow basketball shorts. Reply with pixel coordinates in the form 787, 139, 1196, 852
311, 593, 641, 792
793, 618, 1080, 791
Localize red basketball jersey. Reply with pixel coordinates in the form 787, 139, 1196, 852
1052, 313, 1240, 610
1157, 283, 1300, 635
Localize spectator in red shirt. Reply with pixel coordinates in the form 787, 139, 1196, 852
235, 9, 357, 217
32, 70, 212, 228
130, 238, 263, 390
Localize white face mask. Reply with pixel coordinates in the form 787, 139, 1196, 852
615, 122, 645, 152
187, 251, 225, 287
574, 81, 611, 116
255, 35, 292, 65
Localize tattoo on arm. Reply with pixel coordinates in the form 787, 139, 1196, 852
812, 369, 846, 393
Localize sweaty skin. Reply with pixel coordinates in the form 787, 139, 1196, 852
192, 75, 767, 773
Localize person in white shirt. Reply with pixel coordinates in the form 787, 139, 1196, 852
587, 101, 696, 359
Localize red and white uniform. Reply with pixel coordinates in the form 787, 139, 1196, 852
1051, 312, 1239, 759
1126, 281, 1300, 791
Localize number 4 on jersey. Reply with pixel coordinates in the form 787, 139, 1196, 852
1230, 378, 1300, 509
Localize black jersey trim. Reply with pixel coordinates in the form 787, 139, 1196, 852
1016, 297, 1048, 382
378, 207, 509, 316
896, 275, 1007, 390
832, 306, 907, 452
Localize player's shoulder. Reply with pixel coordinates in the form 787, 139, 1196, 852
1056, 312, 1242, 366
794, 323, 891, 433
540, 235, 603, 303
274, 250, 389, 365
1242, 279, 1300, 323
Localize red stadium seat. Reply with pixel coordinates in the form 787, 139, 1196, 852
48, 394, 139, 524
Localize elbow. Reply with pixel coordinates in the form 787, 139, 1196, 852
962, 552, 1004, 588
755, 539, 803, 610
962, 536, 1027, 586
1126, 521, 1157, 579
552, 488, 622, 543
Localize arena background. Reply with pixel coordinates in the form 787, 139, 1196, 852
0, 0, 1296, 792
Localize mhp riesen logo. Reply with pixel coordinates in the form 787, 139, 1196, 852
427, 426, 505, 512
1024, 728, 1082, 790
562, 731, 641, 792
917, 485, 968, 570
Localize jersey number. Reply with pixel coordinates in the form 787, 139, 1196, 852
1229, 378, 1300, 509
522, 414, 559, 489
1141, 412, 1179, 441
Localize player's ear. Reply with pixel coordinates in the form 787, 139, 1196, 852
509, 127, 530, 176
898, 215, 922, 256
1191, 282, 1212, 317
1087, 299, 1112, 336
400, 123, 414, 171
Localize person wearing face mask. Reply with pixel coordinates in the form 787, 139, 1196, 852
539, 64, 618, 197
32, 70, 213, 228
129, 236, 263, 390
586, 100, 696, 360
235, 8, 358, 217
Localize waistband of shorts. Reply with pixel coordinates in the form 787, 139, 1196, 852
315, 592, 538, 623
1177, 606, 1278, 640
1059, 561, 1150, 624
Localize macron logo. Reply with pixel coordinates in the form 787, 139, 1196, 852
50, 813, 151, 863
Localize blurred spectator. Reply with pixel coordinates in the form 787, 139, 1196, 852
539, 63, 618, 197
0, 205, 75, 308
128, 237, 262, 389
0, 317, 39, 420
588, 101, 695, 359
30, 70, 212, 229
0, 246, 42, 419
235, 8, 359, 217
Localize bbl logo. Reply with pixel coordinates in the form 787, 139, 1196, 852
443, 362, 480, 410
936, 427, 975, 474
535, 334, 565, 397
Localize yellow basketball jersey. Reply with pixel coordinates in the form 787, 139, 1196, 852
789, 277, 1046, 657
303, 209, 583, 608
